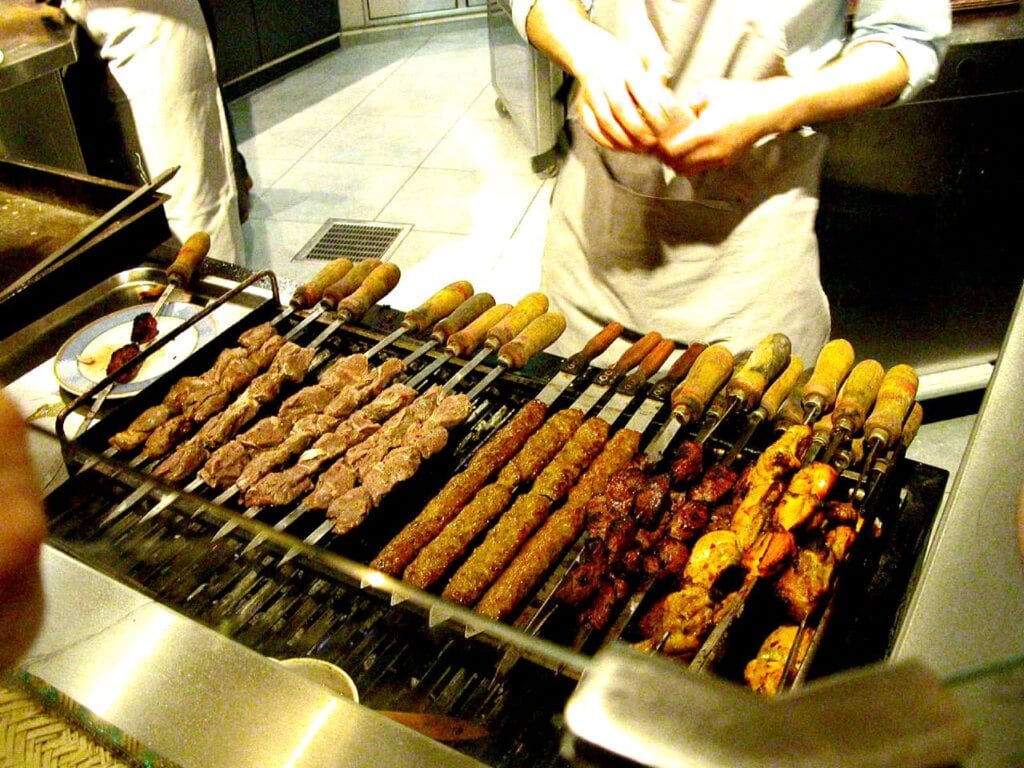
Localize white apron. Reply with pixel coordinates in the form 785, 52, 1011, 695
541, 0, 831, 364
62, 0, 243, 264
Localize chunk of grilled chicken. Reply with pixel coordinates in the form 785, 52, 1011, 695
743, 625, 812, 697
634, 583, 715, 659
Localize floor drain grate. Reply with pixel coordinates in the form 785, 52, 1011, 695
294, 220, 411, 263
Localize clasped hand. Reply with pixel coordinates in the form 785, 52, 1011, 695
574, 36, 797, 176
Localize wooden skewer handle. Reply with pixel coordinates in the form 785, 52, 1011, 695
485, 292, 549, 348
403, 280, 475, 332
166, 231, 211, 286
618, 338, 675, 396
863, 364, 919, 448
446, 303, 512, 358
561, 321, 624, 375
431, 293, 496, 342
497, 312, 567, 370
834, 359, 885, 433
322, 258, 382, 309
650, 341, 706, 400
729, 332, 792, 409
593, 331, 663, 388
337, 262, 401, 321
670, 344, 734, 425
758, 354, 805, 421
802, 338, 856, 417
900, 401, 925, 449
289, 258, 354, 309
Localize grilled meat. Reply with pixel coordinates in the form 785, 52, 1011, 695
634, 584, 715, 659
107, 343, 142, 383
773, 462, 838, 532
552, 538, 610, 607
579, 575, 629, 632
371, 400, 548, 576
242, 463, 316, 508
140, 414, 195, 460
237, 322, 275, 350
110, 404, 174, 452
682, 530, 742, 590
303, 460, 357, 510
690, 464, 739, 504
743, 625, 811, 697
666, 496, 710, 543
669, 440, 703, 487
131, 312, 159, 344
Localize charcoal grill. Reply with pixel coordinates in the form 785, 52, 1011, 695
33, 269, 948, 768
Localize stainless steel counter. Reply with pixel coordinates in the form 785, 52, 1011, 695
20, 545, 485, 768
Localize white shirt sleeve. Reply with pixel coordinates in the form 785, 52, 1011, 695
510, 0, 594, 42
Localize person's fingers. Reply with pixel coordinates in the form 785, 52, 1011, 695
577, 101, 623, 151
0, 392, 46, 669
579, 92, 639, 151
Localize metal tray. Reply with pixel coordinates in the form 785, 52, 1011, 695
0, 159, 171, 338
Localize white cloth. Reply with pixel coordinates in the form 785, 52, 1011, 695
511, 0, 950, 103
62, 0, 243, 264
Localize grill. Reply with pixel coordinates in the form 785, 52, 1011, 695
39, 268, 946, 768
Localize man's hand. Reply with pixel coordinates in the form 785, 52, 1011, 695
573, 32, 685, 152
656, 77, 798, 176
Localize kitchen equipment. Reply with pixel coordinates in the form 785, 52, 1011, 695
18, 265, 947, 767
0, 159, 171, 338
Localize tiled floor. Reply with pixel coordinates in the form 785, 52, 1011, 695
229, 15, 553, 313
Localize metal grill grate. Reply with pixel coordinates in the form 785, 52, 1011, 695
294, 220, 411, 263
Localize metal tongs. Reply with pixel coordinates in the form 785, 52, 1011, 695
0, 166, 179, 304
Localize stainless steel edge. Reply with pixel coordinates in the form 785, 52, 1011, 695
19, 546, 486, 768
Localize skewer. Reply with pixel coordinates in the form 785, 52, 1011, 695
431, 292, 549, 392
83, 257, 361, 475
641, 344, 735, 461
850, 364, 919, 500
367, 322, 626, 579
171, 285, 488, 535
693, 333, 792, 445
718, 354, 805, 468
282, 258, 380, 339
280, 309, 568, 564
800, 339, 855, 426
75, 232, 212, 439
101, 263, 400, 523
814, 359, 885, 464
589, 339, 675, 427
566, 331, 665, 415
778, 400, 924, 692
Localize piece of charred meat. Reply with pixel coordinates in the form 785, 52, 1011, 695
107, 343, 143, 384
131, 312, 159, 344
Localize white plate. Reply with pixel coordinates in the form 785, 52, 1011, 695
54, 302, 216, 398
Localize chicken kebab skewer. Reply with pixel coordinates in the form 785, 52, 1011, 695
744, 401, 922, 696
272, 298, 570, 564
145, 285, 490, 530
101, 261, 402, 522
770, 375, 920, 693
684, 363, 888, 673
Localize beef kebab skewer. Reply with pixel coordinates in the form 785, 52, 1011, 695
144, 284, 486, 530
101, 262, 401, 522
236, 292, 501, 554
483, 343, 710, 630
275, 298, 567, 564
398, 338, 675, 603
772, 382, 921, 693
198, 279, 474, 509
210, 295, 519, 542
75, 232, 211, 439
281, 257, 382, 340
90, 256, 358, 474
369, 322, 628, 578
280, 311, 568, 563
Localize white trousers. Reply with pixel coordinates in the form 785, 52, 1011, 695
62, 0, 243, 264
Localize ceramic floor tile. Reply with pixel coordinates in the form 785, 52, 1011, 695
351, 70, 487, 120
303, 112, 453, 167
377, 167, 543, 240
252, 161, 415, 223
241, 218, 326, 272
422, 113, 537, 173
243, 156, 296, 192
